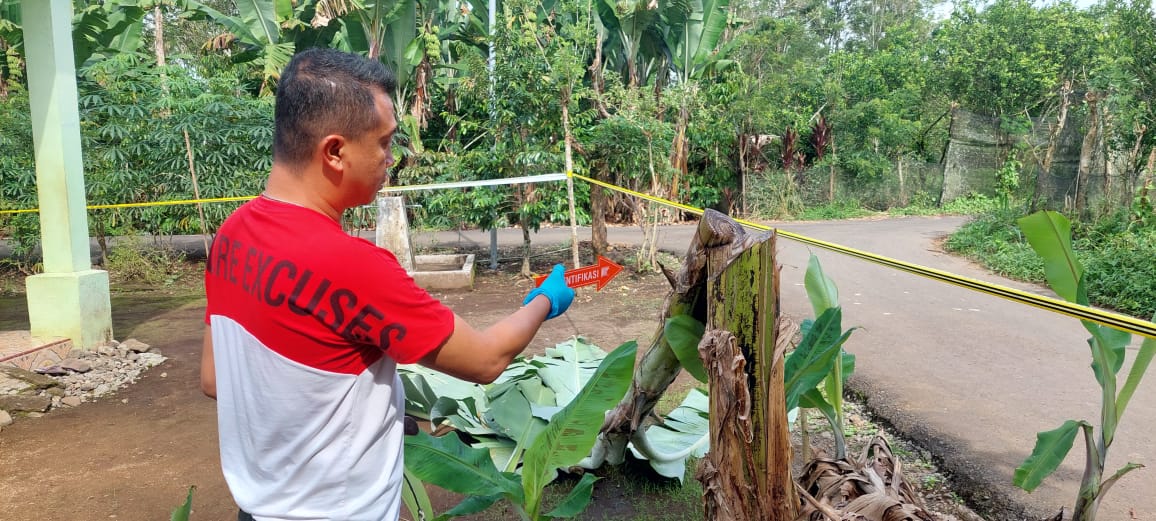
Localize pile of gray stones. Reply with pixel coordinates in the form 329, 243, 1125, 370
0, 339, 166, 432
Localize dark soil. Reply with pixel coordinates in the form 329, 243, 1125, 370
0, 242, 983, 521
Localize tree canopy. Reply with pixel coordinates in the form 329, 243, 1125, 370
1, 0, 1154, 244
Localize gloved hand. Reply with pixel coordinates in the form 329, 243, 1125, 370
523, 264, 575, 320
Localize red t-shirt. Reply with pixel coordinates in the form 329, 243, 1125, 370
204, 197, 455, 519
204, 196, 455, 371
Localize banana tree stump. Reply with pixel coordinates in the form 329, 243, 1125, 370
695, 227, 797, 520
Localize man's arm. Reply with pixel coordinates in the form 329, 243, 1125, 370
201, 325, 217, 399
419, 295, 552, 384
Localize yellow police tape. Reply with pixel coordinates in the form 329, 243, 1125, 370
3, 172, 1153, 339
0, 195, 255, 214
567, 172, 1156, 340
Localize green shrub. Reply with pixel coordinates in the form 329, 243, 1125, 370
947, 209, 1156, 318
941, 193, 1000, 215
1080, 230, 1156, 318
747, 170, 805, 220
104, 236, 186, 285
798, 199, 875, 220
944, 208, 1045, 281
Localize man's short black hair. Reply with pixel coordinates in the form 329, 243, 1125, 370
273, 48, 398, 166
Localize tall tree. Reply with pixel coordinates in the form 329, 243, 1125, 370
932, 0, 1097, 118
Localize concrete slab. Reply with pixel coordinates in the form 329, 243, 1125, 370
411, 254, 475, 290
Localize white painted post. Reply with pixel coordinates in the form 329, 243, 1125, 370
376, 196, 417, 272
21, 0, 113, 348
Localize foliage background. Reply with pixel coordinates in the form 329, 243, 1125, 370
1, 0, 1154, 314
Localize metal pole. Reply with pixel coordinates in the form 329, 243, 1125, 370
565, 135, 580, 269
488, 0, 499, 270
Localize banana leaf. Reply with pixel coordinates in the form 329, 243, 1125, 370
404, 430, 524, 500
628, 388, 710, 482
1017, 211, 1082, 303
169, 485, 194, 521
521, 341, 637, 518
398, 337, 614, 466
1014, 420, 1086, 492
536, 338, 607, 406
804, 253, 839, 317
784, 307, 852, 411
544, 473, 600, 518
665, 315, 707, 383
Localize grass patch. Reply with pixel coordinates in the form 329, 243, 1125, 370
945, 208, 1156, 318
943, 208, 1045, 281
887, 193, 1002, 217
797, 200, 876, 221
105, 235, 190, 286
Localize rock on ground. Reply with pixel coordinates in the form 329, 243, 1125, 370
0, 338, 166, 424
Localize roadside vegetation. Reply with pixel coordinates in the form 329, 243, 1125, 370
945, 202, 1156, 319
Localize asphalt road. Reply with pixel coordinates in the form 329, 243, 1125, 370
414, 216, 1154, 521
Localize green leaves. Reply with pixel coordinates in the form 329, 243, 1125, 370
404, 430, 524, 499
543, 473, 600, 518
1018, 211, 1083, 303
1016, 211, 1151, 519
628, 388, 710, 482
522, 341, 637, 518
791, 254, 855, 458
804, 253, 839, 318
687, 0, 731, 73
665, 315, 707, 383
401, 336, 611, 469
169, 485, 194, 521
235, 0, 284, 46
402, 338, 635, 519
1116, 329, 1156, 423
1014, 420, 1085, 492
537, 340, 608, 403
784, 308, 852, 412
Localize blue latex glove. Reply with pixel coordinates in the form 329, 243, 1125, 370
523, 264, 575, 320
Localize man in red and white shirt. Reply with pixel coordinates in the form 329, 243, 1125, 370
201, 48, 574, 521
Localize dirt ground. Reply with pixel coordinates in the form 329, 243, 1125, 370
0, 242, 980, 521
0, 243, 681, 521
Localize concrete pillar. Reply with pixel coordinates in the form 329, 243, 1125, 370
21, 0, 113, 348
376, 196, 416, 272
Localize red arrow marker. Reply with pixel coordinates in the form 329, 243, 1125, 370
533, 255, 624, 291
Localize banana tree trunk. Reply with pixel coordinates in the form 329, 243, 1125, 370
520, 222, 532, 278
696, 230, 797, 520
670, 101, 690, 202
586, 210, 769, 465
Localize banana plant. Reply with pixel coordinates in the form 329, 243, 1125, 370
653, 253, 856, 472
1013, 210, 1154, 521
0, 0, 21, 94
404, 340, 637, 520
190, 0, 297, 94
798, 253, 856, 458
592, 0, 663, 88
71, 0, 152, 67
657, 0, 736, 84
615, 314, 712, 482
400, 337, 610, 470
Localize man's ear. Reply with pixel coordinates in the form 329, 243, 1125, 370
319, 135, 346, 173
